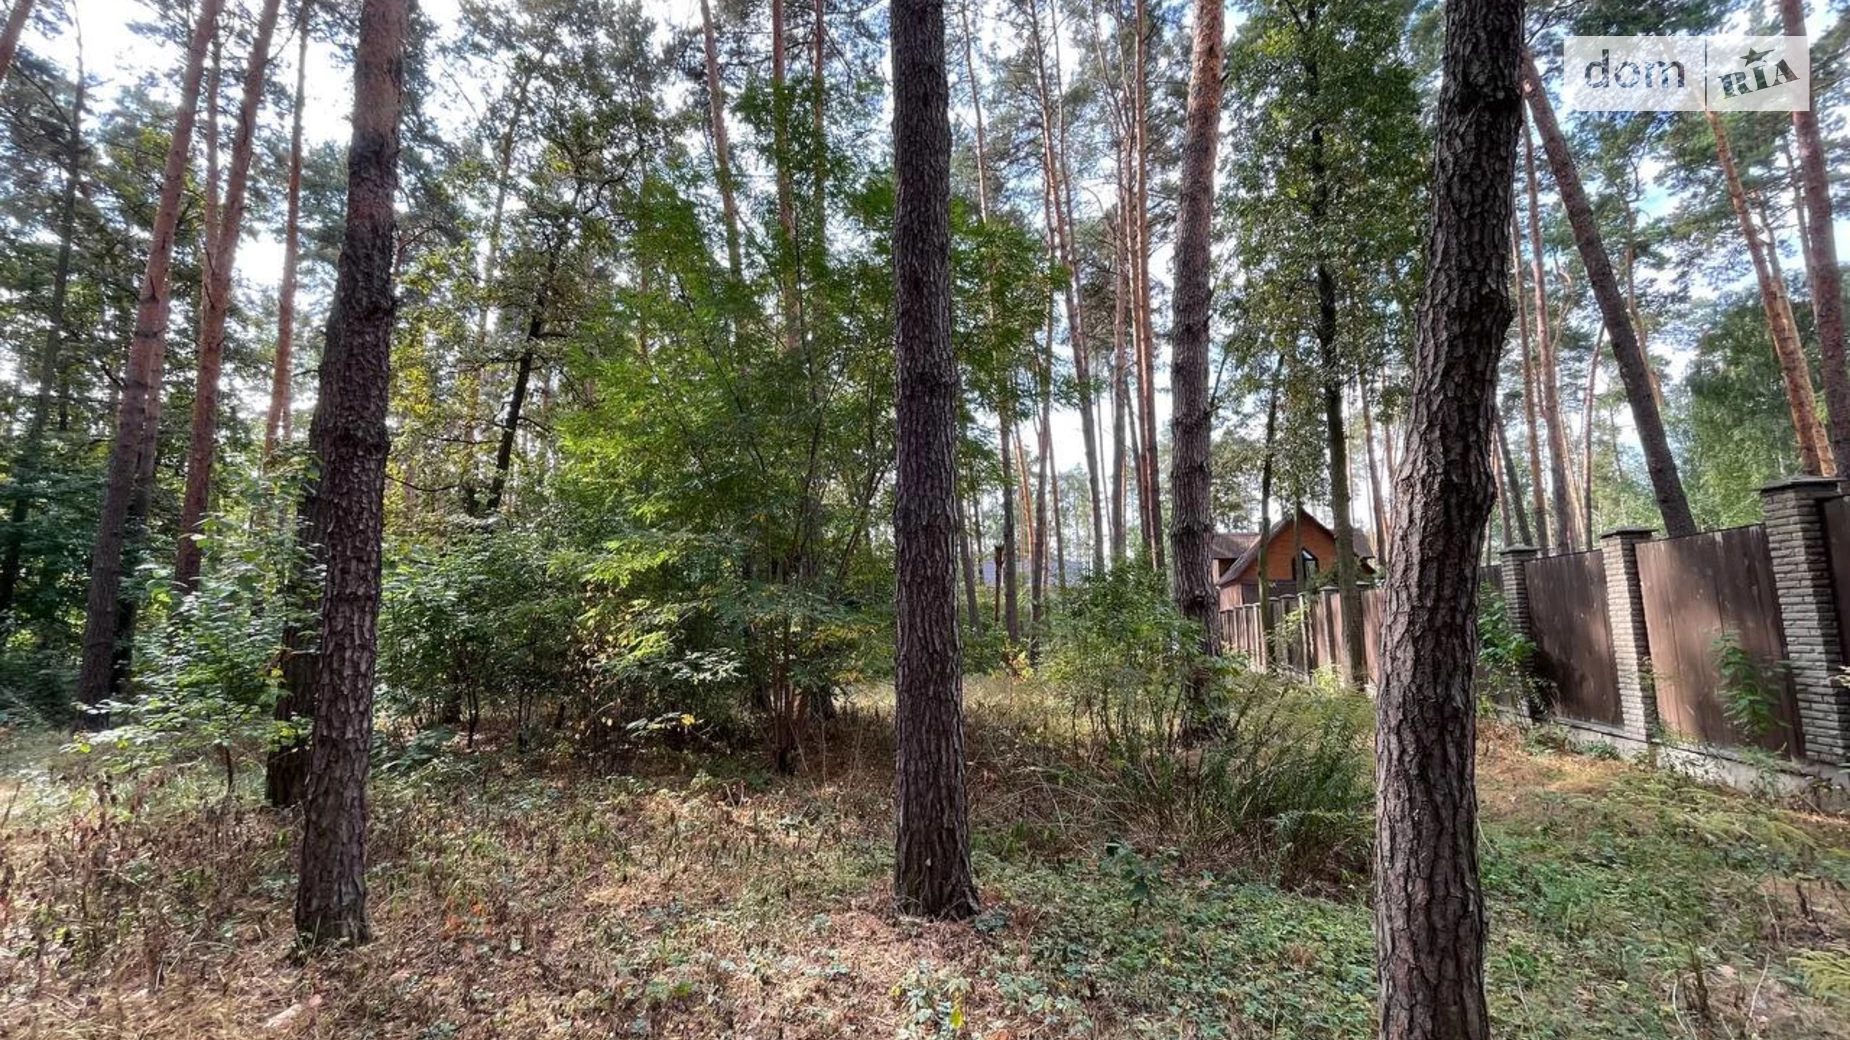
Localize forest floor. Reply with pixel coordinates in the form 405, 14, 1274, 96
1, 679, 1849, 1039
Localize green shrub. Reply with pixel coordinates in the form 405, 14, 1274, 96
1478, 586, 1550, 720
1711, 630, 1786, 743
74, 509, 306, 786
378, 516, 581, 746
1043, 565, 1373, 880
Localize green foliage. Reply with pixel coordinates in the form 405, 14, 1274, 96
1478, 586, 1551, 721
892, 961, 972, 1039
73, 507, 306, 779
1711, 629, 1785, 741
1677, 289, 1817, 527
1043, 565, 1373, 876
378, 517, 581, 741
1795, 947, 1850, 1004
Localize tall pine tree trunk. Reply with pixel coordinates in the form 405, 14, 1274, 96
0, 0, 34, 88
1493, 403, 1533, 546
1256, 374, 1279, 644
75, 0, 222, 715
1781, 0, 1850, 469
700, 0, 743, 279
891, 0, 977, 920
1581, 325, 1603, 540
1132, 0, 1161, 569
1168, 0, 1223, 695
1025, 0, 1104, 574
1521, 54, 1694, 537
1522, 122, 1579, 550
295, 0, 408, 948
1511, 225, 1549, 549
1110, 206, 1130, 564
176, 0, 284, 589
264, 9, 310, 460
1374, 1, 1520, 1034
1708, 109, 1829, 476
1360, 374, 1391, 567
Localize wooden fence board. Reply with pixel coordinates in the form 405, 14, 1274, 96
1223, 587, 1384, 686
1636, 526, 1802, 756
1525, 549, 1622, 726
1825, 496, 1850, 660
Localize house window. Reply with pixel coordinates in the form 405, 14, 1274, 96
1294, 549, 1318, 585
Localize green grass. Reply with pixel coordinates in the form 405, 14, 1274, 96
0, 687, 1847, 1038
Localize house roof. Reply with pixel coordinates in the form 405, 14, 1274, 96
1212, 508, 1375, 586
1209, 531, 1259, 561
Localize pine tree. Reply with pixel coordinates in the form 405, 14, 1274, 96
295, 0, 410, 947
891, 0, 978, 921
1373, 0, 1522, 1034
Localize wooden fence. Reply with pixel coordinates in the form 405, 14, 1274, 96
1636, 525, 1803, 756
1222, 586, 1384, 683
1222, 492, 1847, 764
1526, 549, 1621, 727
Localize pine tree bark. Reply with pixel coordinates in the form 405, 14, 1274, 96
957, 485, 980, 630
1256, 374, 1279, 642
1581, 325, 1603, 540
75, 0, 222, 716
176, 0, 284, 589
294, 0, 408, 948
1110, 206, 1130, 563
0, 0, 33, 88
0, 56, 82, 620
1030, 310, 1051, 660
891, 0, 977, 920
700, 0, 743, 279
1511, 224, 1548, 550
1361, 374, 1391, 566
1520, 54, 1694, 537
1169, 0, 1222, 688
1521, 122, 1580, 550
1374, 0, 1521, 1034
1132, 0, 1162, 569
1780, 0, 1850, 470
1024, 0, 1105, 574
265, 9, 310, 460
999, 409, 1020, 641
1707, 109, 1829, 476
1492, 403, 1533, 546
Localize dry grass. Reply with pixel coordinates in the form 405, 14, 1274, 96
0, 688, 1846, 1038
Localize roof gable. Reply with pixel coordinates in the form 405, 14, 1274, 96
1214, 508, 1376, 586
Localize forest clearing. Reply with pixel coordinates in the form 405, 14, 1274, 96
4, 681, 1850, 1038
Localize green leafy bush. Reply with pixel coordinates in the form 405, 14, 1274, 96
1711, 630, 1786, 743
1478, 586, 1550, 720
1042, 565, 1373, 880
74, 509, 306, 786
378, 516, 580, 746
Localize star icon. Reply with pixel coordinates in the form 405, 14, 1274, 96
1741, 45, 1773, 65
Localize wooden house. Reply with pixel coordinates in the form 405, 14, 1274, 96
1212, 508, 1376, 610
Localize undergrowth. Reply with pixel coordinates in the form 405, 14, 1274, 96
0, 688, 1846, 1038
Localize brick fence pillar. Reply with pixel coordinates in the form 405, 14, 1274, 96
1499, 545, 1539, 643
1760, 477, 1850, 764
1600, 527, 1657, 743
